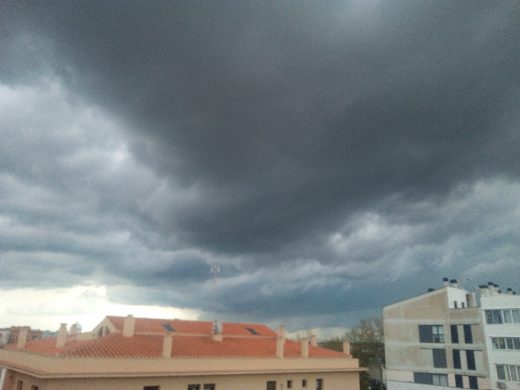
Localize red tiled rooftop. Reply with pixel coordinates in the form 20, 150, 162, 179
5, 316, 345, 359
8, 333, 345, 359
106, 316, 276, 336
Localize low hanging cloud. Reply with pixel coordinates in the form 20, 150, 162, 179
0, 1, 519, 329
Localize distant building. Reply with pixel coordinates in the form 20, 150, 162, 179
0, 331, 9, 347
7, 327, 43, 345
0, 315, 364, 390
383, 278, 520, 390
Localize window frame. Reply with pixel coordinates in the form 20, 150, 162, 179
451, 324, 459, 344
432, 348, 447, 368
463, 324, 473, 344
453, 349, 461, 369
466, 349, 476, 370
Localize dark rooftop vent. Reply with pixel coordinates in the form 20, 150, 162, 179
479, 285, 488, 289
428, 288, 435, 292
162, 323, 175, 332
450, 279, 457, 283
443, 277, 449, 281
245, 327, 259, 335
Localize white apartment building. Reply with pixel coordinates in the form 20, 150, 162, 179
383, 278, 520, 390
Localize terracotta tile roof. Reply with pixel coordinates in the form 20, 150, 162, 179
5, 316, 345, 359
8, 333, 344, 359
106, 316, 276, 336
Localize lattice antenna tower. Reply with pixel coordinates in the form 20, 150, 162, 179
211, 263, 221, 305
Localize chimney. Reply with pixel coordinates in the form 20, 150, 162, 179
56, 323, 67, 348
301, 338, 309, 358
276, 325, 285, 358
276, 336, 285, 358
16, 328, 28, 349
450, 279, 458, 288
70, 323, 80, 339
212, 320, 223, 341
123, 315, 135, 337
162, 332, 173, 358
467, 292, 477, 307
310, 333, 318, 347
343, 340, 351, 355
506, 288, 513, 295
443, 277, 449, 287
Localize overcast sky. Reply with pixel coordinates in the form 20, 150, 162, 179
1, 1, 519, 333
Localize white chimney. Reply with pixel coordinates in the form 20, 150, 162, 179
277, 325, 286, 338
276, 335, 285, 358
310, 333, 318, 347
70, 323, 80, 338
123, 315, 135, 337
442, 277, 449, 287
162, 332, 173, 358
56, 323, 68, 348
450, 279, 458, 288
343, 340, 351, 355
301, 338, 309, 358
17, 328, 28, 349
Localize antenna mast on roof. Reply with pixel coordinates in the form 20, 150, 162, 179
211, 262, 220, 305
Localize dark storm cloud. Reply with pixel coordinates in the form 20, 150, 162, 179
2, 0, 518, 255
1, 1, 520, 328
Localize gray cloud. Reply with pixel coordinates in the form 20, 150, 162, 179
0, 1, 519, 328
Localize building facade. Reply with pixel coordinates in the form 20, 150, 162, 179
0, 315, 363, 390
383, 279, 520, 390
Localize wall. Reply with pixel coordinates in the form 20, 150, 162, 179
2, 371, 358, 390
481, 294, 520, 390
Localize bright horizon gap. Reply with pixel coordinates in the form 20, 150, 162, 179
0, 285, 200, 330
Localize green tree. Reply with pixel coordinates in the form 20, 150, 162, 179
320, 317, 385, 390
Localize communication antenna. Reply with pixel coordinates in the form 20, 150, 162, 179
211, 263, 220, 292
211, 263, 221, 309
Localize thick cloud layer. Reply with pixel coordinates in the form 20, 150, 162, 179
0, 1, 519, 329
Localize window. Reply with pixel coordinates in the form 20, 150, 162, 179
468, 376, 478, 389
433, 349, 447, 368
498, 364, 520, 381
162, 323, 175, 332
414, 373, 448, 386
451, 325, 459, 343
464, 325, 473, 344
432, 374, 448, 386
453, 349, 461, 369
497, 365, 507, 380
492, 336, 520, 351
16, 381, 23, 390
486, 309, 503, 324
187, 386, 200, 390
455, 374, 463, 388
287, 380, 292, 388
203, 385, 215, 390
454, 301, 458, 308
316, 378, 323, 390
31, 387, 39, 390
486, 309, 520, 324
266, 381, 276, 390
302, 379, 307, 387
419, 325, 444, 343
432, 325, 444, 343
143, 387, 159, 390
246, 327, 259, 335
466, 350, 476, 370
